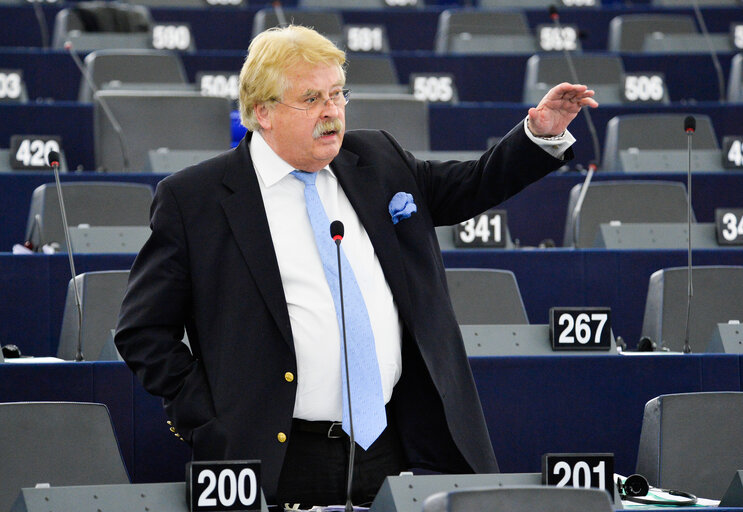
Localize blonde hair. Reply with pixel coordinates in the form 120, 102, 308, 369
238, 25, 346, 132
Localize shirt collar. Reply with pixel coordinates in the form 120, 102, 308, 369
250, 130, 336, 187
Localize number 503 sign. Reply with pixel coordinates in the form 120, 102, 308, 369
186, 461, 261, 512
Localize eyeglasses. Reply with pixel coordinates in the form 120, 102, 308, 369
273, 89, 350, 116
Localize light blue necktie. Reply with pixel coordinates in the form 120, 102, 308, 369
291, 170, 386, 450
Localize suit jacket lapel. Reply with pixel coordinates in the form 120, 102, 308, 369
332, 148, 414, 329
220, 135, 294, 351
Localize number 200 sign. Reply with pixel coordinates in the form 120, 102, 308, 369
187, 461, 261, 512
549, 307, 612, 351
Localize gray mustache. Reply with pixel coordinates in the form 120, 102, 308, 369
312, 118, 344, 139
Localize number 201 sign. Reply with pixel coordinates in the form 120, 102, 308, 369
187, 461, 261, 512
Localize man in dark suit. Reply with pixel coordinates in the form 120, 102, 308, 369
115, 25, 596, 508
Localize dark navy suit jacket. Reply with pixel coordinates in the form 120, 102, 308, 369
115, 125, 571, 502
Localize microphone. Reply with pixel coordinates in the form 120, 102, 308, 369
548, 5, 601, 247
65, 41, 132, 172
689, 0, 725, 102
31, 2, 49, 49
682, 116, 695, 354
330, 220, 356, 512
272, 0, 288, 27
48, 150, 84, 362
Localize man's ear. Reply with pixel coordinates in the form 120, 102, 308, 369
255, 103, 272, 131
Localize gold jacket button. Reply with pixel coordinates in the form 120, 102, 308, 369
284, 372, 294, 383
277, 432, 287, 443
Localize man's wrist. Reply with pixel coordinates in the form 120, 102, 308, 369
526, 118, 565, 140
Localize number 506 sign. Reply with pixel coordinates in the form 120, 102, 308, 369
187, 461, 261, 512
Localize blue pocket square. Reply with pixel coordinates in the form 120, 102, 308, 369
389, 192, 417, 225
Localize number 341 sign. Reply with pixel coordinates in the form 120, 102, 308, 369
186, 461, 261, 512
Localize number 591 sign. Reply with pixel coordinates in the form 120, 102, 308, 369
186, 461, 261, 512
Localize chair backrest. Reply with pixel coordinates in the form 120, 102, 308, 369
640, 266, 743, 352
636, 392, 743, 499
79, 49, 188, 103
24, 182, 153, 249
345, 54, 406, 94
607, 14, 697, 52
728, 53, 743, 103
252, 9, 344, 47
300, 0, 424, 8
345, 93, 429, 150
523, 54, 624, 104
602, 114, 719, 172
52, 1, 154, 50
94, 91, 231, 172
0, 402, 129, 512
58, 270, 131, 361
652, 0, 738, 7
423, 486, 613, 512
435, 10, 533, 54
562, 180, 691, 248
445, 269, 528, 325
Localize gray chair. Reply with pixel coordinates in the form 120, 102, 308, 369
608, 14, 730, 53
435, 10, 537, 55
602, 114, 721, 172
24, 182, 152, 250
252, 9, 344, 48
124, 0, 215, 6
423, 486, 613, 512
78, 49, 189, 103
345, 53, 407, 95
0, 402, 129, 512
52, 1, 154, 51
636, 392, 743, 499
301, 0, 424, 8
652, 0, 738, 7
94, 91, 231, 172
523, 53, 624, 105
608, 14, 696, 52
640, 266, 743, 352
58, 270, 130, 361
345, 92, 429, 150
562, 180, 692, 248
728, 53, 743, 103
445, 269, 528, 324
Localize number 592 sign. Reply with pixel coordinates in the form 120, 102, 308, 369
186, 461, 261, 512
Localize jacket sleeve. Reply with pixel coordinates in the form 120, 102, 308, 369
384, 122, 572, 227
115, 178, 216, 444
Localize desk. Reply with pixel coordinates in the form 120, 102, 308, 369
2, 248, 742, 356
0, 355, 740, 486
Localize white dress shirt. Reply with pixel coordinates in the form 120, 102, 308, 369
250, 131, 402, 422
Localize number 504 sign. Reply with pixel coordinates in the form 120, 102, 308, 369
186, 461, 261, 512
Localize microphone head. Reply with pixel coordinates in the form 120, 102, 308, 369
548, 4, 559, 19
46, 150, 60, 167
330, 220, 344, 241
684, 115, 696, 133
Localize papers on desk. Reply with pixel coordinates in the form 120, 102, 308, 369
3, 357, 65, 363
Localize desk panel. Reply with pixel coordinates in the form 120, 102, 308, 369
1, 356, 739, 486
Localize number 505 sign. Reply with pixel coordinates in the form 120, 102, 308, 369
186, 461, 261, 512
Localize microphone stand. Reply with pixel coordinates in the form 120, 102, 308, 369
682, 117, 695, 354
49, 152, 84, 361
331, 222, 356, 512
